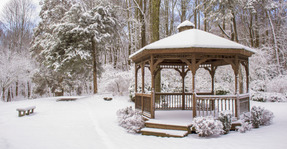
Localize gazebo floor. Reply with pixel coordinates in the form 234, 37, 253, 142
140, 110, 241, 137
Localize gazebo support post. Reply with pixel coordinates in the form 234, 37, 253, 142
141, 62, 145, 113
135, 64, 138, 93
192, 56, 197, 118
234, 56, 240, 117
150, 55, 155, 118
182, 65, 185, 110
204, 66, 217, 95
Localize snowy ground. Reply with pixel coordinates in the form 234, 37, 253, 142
0, 94, 287, 149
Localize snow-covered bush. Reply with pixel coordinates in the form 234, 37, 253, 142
251, 92, 286, 102
239, 106, 274, 129
251, 92, 266, 102
116, 106, 144, 133
192, 116, 224, 137
251, 106, 264, 128
236, 122, 253, 133
260, 107, 274, 126
250, 80, 266, 92
237, 112, 253, 133
99, 65, 132, 95
217, 111, 233, 134
266, 75, 287, 94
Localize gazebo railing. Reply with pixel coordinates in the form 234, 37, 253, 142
154, 92, 211, 110
238, 93, 250, 115
135, 92, 250, 118
195, 94, 237, 117
195, 93, 250, 117
135, 93, 152, 118
155, 93, 193, 110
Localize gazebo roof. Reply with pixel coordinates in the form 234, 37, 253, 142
129, 29, 256, 61
177, 20, 195, 29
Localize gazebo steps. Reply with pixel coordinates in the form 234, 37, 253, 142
145, 121, 192, 132
141, 120, 192, 137
141, 127, 189, 138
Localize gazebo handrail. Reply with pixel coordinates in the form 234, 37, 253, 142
196, 94, 237, 98
135, 93, 152, 97
155, 92, 193, 95
238, 93, 250, 98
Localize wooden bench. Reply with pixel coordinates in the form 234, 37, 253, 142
16, 106, 36, 117
103, 97, 112, 101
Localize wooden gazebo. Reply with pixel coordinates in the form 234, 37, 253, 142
129, 20, 255, 119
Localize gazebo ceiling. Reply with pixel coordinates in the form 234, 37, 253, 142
129, 29, 256, 63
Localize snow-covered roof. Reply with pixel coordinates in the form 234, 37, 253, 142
177, 20, 195, 29
129, 29, 256, 59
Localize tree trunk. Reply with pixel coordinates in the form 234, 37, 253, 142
181, 0, 187, 22
194, 0, 197, 28
15, 80, 18, 97
249, 12, 254, 47
27, 81, 31, 99
255, 13, 260, 48
139, 0, 146, 47
169, 0, 176, 35
164, 0, 169, 36
151, 0, 161, 93
7, 88, 11, 102
204, 0, 208, 31
2, 87, 5, 101
232, 11, 239, 42
91, 37, 98, 94
127, 0, 132, 65
266, 10, 281, 75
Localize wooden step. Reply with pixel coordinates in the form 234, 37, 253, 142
145, 121, 192, 133
231, 121, 241, 131
141, 127, 189, 138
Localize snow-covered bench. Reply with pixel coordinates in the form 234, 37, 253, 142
16, 106, 36, 117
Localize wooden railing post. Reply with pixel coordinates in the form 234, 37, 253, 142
193, 92, 197, 118
235, 93, 239, 117
151, 89, 155, 118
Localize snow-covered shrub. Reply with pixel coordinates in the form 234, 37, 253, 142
216, 90, 230, 95
241, 106, 274, 128
260, 108, 274, 126
237, 112, 253, 133
193, 116, 224, 137
215, 83, 232, 95
251, 92, 266, 102
250, 80, 266, 92
251, 106, 264, 128
116, 106, 144, 133
217, 111, 233, 134
99, 65, 132, 95
236, 122, 253, 133
251, 92, 286, 102
266, 75, 287, 94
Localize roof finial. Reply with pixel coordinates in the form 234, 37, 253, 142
177, 20, 195, 32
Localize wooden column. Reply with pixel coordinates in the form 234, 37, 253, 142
150, 56, 155, 118
141, 62, 145, 94
205, 66, 217, 95
244, 60, 250, 93
135, 64, 138, 93
192, 55, 197, 118
246, 60, 250, 111
234, 56, 240, 117
141, 62, 145, 113
182, 65, 185, 110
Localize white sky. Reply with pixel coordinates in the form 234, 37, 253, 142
0, 0, 41, 18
